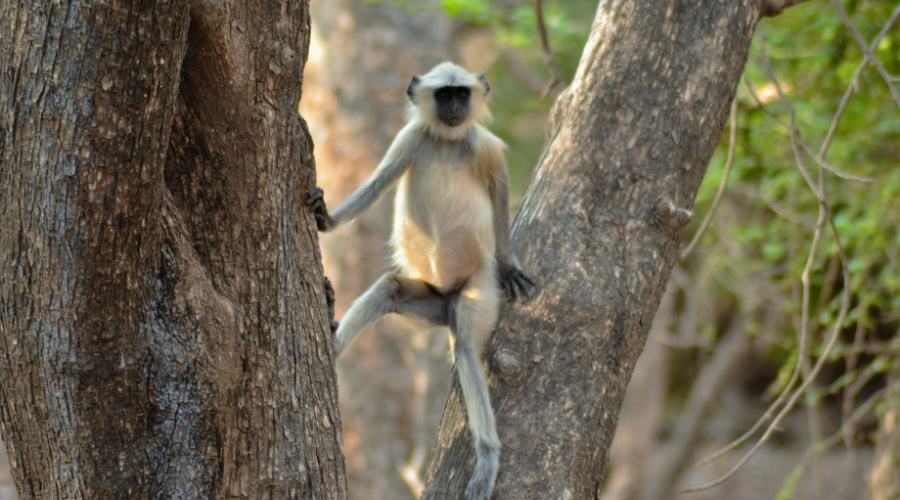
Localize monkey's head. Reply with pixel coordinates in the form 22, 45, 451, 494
406, 62, 492, 139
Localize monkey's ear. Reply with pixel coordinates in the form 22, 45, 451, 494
477, 73, 491, 96
406, 75, 421, 102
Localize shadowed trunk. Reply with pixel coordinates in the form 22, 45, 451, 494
422, 1, 795, 498
0, 0, 344, 498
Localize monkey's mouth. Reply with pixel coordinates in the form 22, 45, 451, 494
441, 115, 466, 127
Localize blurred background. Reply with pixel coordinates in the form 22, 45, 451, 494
2, 1, 898, 499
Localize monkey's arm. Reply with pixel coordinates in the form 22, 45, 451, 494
307, 153, 411, 232
489, 167, 536, 302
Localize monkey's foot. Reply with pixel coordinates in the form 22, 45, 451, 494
498, 264, 536, 303
306, 187, 336, 231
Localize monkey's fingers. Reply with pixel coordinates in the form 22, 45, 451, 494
323, 277, 339, 333
511, 274, 531, 301
324, 276, 336, 319
511, 269, 537, 302
500, 271, 523, 302
306, 187, 325, 206
502, 280, 516, 302
519, 271, 536, 289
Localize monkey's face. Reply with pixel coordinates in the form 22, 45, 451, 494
433, 86, 471, 127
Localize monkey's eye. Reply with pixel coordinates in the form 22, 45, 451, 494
435, 88, 449, 100
457, 88, 470, 99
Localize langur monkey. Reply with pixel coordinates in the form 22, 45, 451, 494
308, 62, 535, 500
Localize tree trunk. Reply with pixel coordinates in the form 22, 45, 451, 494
0, 1, 344, 498
600, 285, 672, 500
423, 1, 795, 498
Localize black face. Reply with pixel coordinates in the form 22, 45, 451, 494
434, 86, 471, 127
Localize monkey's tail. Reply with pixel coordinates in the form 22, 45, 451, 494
454, 339, 500, 500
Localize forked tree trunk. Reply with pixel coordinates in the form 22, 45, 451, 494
0, 0, 344, 498
422, 1, 801, 498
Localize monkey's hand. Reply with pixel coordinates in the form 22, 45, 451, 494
497, 258, 536, 302
307, 187, 337, 232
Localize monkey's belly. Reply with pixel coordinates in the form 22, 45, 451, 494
392, 168, 494, 292
397, 223, 484, 292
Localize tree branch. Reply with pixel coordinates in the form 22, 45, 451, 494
760, 0, 815, 18
831, 0, 900, 108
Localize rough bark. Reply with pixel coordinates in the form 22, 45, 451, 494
423, 1, 781, 498
303, 3, 454, 499
600, 285, 672, 500
0, 1, 344, 499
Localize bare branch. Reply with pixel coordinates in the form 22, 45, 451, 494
535, 0, 567, 98
743, 77, 789, 127
800, 142, 874, 182
818, 3, 900, 159
680, 98, 739, 259
831, 0, 900, 108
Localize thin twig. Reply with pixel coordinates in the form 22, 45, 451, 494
398, 330, 436, 497
744, 0, 900, 161
788, 386, 890, 473
681, 98, 739, 259
832, 387, 890, 448
694, 347, 803, 467
743, 77, 789, 127
815, 3, 900, 162
799, 141, 873, 182
535, 0, 566, 98
831, 0, 900, 108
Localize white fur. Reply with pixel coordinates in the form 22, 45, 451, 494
406, 62, 493, 141
331, 62, 509, 500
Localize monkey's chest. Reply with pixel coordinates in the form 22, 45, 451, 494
400, 163, 492, 237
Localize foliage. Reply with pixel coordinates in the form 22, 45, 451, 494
682, 4, 900, 485
693, 0, 900, 385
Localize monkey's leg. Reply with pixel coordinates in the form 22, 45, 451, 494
449, 267, 501, 500
334, 273, 450, 356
